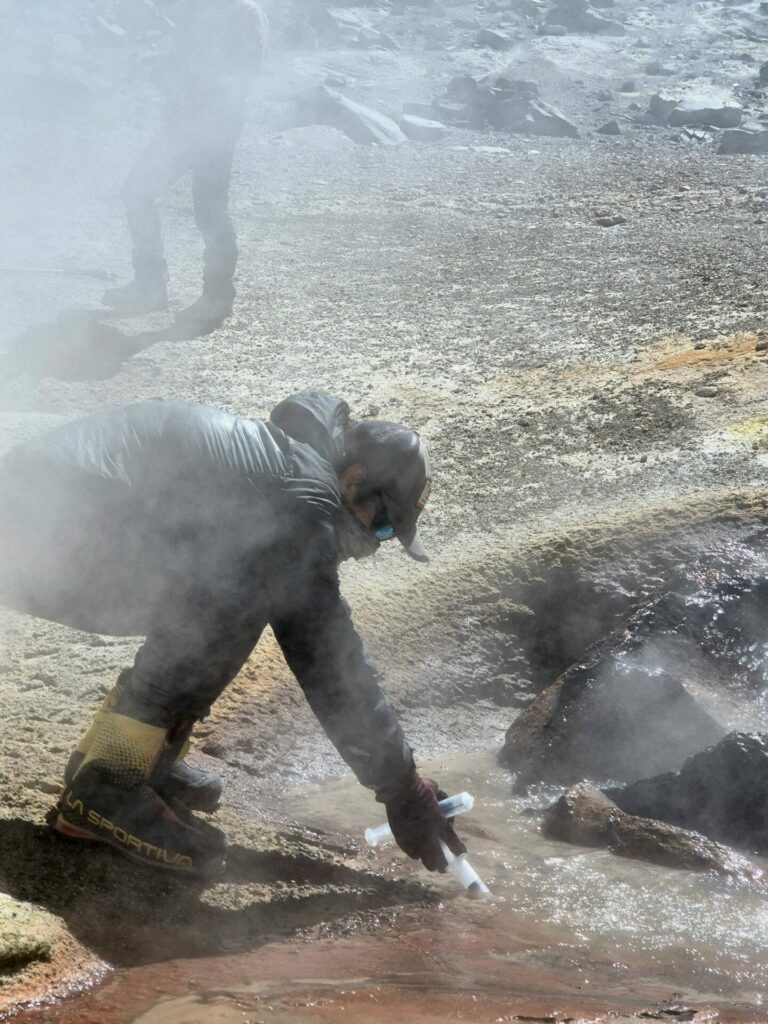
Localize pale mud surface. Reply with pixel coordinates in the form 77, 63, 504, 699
3, 0, 768, 1018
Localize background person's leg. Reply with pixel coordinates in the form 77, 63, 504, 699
104, 128, 193, 316
175, 128, 240, 333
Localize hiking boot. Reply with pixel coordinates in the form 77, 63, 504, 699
103, 277, 168, 316
55, 763, 227, 875
64, 750, 223, 814
65, 679, 224, 813
174, 294, 232, 335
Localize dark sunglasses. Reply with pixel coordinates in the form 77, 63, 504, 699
370, 494, 396, 542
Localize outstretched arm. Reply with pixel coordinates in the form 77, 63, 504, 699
271, 547, 415, 800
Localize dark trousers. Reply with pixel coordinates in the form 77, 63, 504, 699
123, 119, 242, 300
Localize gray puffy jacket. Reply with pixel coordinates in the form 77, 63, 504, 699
0, 392, 415, 799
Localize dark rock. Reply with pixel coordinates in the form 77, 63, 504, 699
619, 79, 637, 93
500, 575, 730, 789
596, 88, 613, 101
606, 733, 768, 855
644, 60, 673, 76
719, 127, 768, 154
646, 90, 681, 124
760, 60, 768, 83
595, 213, 626, 225
446, 74, 479, 103
597, 120, 620, 135
399, 114, 449, 140
476, 27, 515, 49
543, 783, 767, 886
695, 386, 718, 398
298, 86, 407, 146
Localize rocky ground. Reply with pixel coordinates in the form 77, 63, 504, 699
2, 0, 768, 1018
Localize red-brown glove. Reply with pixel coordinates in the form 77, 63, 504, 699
385, 774, 467, 872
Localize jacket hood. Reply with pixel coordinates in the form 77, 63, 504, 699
269, 391, 350, 469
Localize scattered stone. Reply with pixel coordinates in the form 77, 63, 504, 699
597, 120, 620, 135
546, 0, 624, 35
403, 101, 439, 118
399, 114, 449, 141
644, 60, 673, 76
719, 127, 768, 154
595, 213, 626, 225
299, 86, 406, 146
619, 79, 637, 93
606, 733, 768, 855
756, 339, 768, 351
693, 342, 707, 350
695, 386, 718, 398
596, 89, 613, 101
543, 783, 767, 887
324, 72, 347, 89
440, 75, 578, 138
476, 27, 515, 49
759, 60, 768, 83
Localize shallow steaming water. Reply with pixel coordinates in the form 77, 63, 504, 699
23, 752, 767, 1023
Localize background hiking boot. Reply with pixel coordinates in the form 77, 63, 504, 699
55, 763, 227, 875
160, 759, 224, 813
102, 278, 168, 316
64, 750, 223, 813
174, 294, 232, 334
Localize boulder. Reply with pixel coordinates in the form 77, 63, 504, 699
543, 784, 767, 887
399, 115, 449, 141
501, 642, 724, 790
605, 733, 768, 854
719, 127, 768, 154
667, 94, 742, 129
597, 120, 620, 135
299, 87, 406, 146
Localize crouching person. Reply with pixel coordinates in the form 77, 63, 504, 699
0, 392, 464, 875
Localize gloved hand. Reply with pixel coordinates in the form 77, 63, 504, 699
384, 773, 467, 872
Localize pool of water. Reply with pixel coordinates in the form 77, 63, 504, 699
14, 753, 768, 1023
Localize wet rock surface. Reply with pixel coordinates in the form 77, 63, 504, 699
543, 782, 767, 887
500, 528, 768, 788
606, 732, 768, 854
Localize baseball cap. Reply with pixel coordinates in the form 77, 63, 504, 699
343, 420, 432, 562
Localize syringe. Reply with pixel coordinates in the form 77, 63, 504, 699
364, 791, 490, 898
364, 791, 474, 847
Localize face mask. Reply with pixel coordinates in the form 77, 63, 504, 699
336, 506, 380, 563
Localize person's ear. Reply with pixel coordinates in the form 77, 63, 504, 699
339, 464, 367, 502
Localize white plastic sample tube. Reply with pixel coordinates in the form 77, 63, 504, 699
364, 791, 474, 847
439, 840, 490, 900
